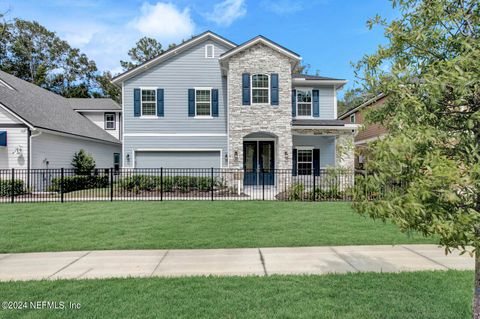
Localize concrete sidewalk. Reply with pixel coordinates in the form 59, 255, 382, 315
0, 245, 473, 281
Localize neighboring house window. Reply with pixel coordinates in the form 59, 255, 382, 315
195, 89, 211, 116
205, 44, 214, 58
251, 74, 269, 104
114, 153, 120, 172
297, 149, 313, 175
105, 113, 116, 130
350, 114, 355, 123
296, 90, 312, 117
141, 89, 156, 116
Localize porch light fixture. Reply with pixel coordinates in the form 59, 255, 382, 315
224, 152, 228, 161
126, 153, 131, 163
284, 151, 288, 160
234, 150, 238, 162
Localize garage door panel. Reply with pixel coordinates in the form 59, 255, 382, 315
135, 151, 220, 168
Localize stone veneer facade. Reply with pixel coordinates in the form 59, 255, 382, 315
226, 43, 294, 170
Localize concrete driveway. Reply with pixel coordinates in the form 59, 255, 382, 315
0, 244, 473, 281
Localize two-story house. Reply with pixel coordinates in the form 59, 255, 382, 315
339, 93, 387, 169
112, 31, 357, 186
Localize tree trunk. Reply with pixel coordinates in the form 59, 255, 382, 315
475, 251, 480, 318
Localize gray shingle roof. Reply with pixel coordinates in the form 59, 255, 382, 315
0, 70, 120, 144
69, 98, 121, 110
292, 74, 345, 81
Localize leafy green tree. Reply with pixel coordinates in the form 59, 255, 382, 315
337, 87, 370, 116
0, 18, 98, 96
71, 149, 96, 175
94, 71, 121, 103
120, 36, 164, 71
352, 0, 479, 315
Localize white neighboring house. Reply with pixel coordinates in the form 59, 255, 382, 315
0, 70, 122, 170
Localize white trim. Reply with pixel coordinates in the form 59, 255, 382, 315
293, 124, 359, 131
293, 78, 347, 89
112, 32, 236, 85
296, 148, 313, 176
251, 74, 270, 105
295, 88, 313, 117
219, 37, 301, 62
349, 114, 356, 123
296, 146, 314, 150
123, 133, 227, 137
74, 109, 121, 113
121, 82, 125, 167
333, 86, 338, 119
140, 88, 157, 117
133, 148, 223, 168
0, 102, 34, 129
194, 88, 212, 117
205, 44, 215, 58
0, 79, 15, 90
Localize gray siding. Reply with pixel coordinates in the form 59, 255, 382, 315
124, 135, 227, 168
136, 151, 221, 168
32, 132, 121, 169
292, 135, 336, 167
294, 86, 336, 119
123, 39, 229, 134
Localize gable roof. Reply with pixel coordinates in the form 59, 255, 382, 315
338, 93, 387, 120
69, 98, 121, 111
0, 70, 120, 144
219, 35, 301, 62
111, 31, 237, 85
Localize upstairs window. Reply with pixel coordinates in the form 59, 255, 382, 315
195, 89, 211, 116
350, 114, 356, 123
205, 44, 214, 58
296, 90, 312, 117
297, 149, 313, 175
251, 74, 269, 104
105, 113, 116, 130
141, 89, 156, 116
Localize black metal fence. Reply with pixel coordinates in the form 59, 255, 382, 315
0, 168, 356, 203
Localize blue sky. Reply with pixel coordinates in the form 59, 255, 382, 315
1, 0, 397, 94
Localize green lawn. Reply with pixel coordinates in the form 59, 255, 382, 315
0, 271, 472, 318
0, 201, 435, 253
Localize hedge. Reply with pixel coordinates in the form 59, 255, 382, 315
118, 175, 217, 192
0, 179, 25, 197
49, 175, 109, 193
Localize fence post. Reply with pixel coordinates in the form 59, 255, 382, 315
262, 169, 265, 201
110, 168, 114, 202
10, 168, 14, 203
312, 169, 316, 202
60, 168, 64, 203
160, 167, 163, 201
211, 167, 214, 201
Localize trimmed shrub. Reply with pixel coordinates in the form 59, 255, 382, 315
49, 175, 109, 193
118, 175, 217, 192
287, 183, 306, 201
0, 179, 25, 196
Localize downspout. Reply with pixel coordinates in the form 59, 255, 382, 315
29, 129, 42, 169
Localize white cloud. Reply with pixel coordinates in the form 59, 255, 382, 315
205, 0, 246, 27
130, 2, 195, 40
261, 0, 303, 15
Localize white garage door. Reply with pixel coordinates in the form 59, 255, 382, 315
135, 151, 221, 168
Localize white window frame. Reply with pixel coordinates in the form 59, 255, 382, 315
205, 44, 215, 58
296, 88, 313, 118
104, 112, 116, 130
350, 114, 356, 123
194, 87, 212, 118
297, 148, 313, 176
140, 88, 157, 118
251, 74, 270, 104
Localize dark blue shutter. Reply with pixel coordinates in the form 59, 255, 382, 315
292, 89, 296, 117
242, 73, 250, 105
0, 131, 6, 147
188, 89, 195, 117
270, 73, 279, 106
313, 89, 320, 117
313, 149, 320, 176
156, 88, 164, 117
134, 88, 141, 117
211, 89, 219, 117
292, 148, 297, 176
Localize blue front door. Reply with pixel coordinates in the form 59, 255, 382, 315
243, 141, 275, 186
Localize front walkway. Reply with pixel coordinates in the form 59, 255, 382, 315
0, 245, 473, 281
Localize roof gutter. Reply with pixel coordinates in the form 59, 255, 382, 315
338, 93, 386, 119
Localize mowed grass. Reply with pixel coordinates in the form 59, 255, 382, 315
0, 201, 435, 253
0, 271, 473, 319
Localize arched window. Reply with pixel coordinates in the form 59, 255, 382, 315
251, 74, 269, 104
